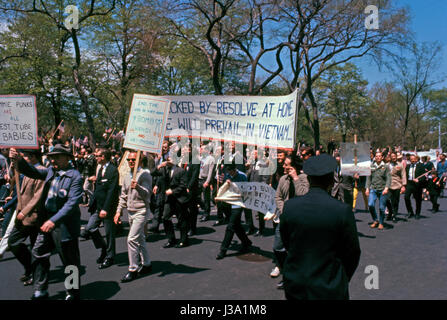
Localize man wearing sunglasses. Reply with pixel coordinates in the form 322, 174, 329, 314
85, 148, 119, 269
114, 151, 153, 282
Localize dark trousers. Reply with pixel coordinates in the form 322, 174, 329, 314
187, 194, 200, 233
31, 228, 80, 297
8, 222, 38, 276
220, 207, 252, 252
85, 212, 115, 259
217, 201, 231, 222
388, 189, 401, 217
257, 211, 265, 232
199, 179, 211, 216
243, 208, 255, 230
405, 182, 422, 216
428, 182, 441, 209
163, 197, 189, 243
150, 193, 164, 231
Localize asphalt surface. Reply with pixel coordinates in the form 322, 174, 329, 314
1, 193, 447, 300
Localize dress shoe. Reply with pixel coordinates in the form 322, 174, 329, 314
239, 242, 252, 254
176, 241, 188, 248
277, 280, 284, 290
216, 251, 226, 260
20, 274, 32, 282
121, 271, 139, 283
96, 250, 107, 264
138, 265, 152, 275
31, 291, 49, 300
23, 277, 33, 286
407, 213, 415, 219
254, 230, 264, 237
65, 293, 80, 300
200, 216, 210, 222
163, 241, 176, 248
98, 258, 114, 269
246, 228, 256, 235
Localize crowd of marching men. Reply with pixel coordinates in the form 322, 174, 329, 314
0, 134, 446, 299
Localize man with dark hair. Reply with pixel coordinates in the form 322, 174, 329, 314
181, 145, 200, 236
85, 148, 120, 269
148, 140, 170, 233
7, 149, 45, 286
280, 154, 361, 300
386, 152, 406, 222
404, 154, 426, 220
215, 163, 252, 260
155, 155, 189, 248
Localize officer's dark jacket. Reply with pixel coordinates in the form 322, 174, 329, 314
18, 158, 83, 241
280, 187, 361, 300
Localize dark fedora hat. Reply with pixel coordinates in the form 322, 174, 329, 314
20, 148, 42, 157
47, 144, 74, 158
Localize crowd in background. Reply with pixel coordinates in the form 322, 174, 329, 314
0, 130, 446, 299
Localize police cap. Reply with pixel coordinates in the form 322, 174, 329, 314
303, 154, 337, 176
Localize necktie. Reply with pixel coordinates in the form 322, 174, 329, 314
97, 165, 104, 181
288, 175, 295, 199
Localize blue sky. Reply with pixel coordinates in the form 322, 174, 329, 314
360, 0, 447, 88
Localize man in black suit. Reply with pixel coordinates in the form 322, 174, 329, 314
280, 154, 361, 300
155, 155, 189, 248
148, 140, 169, 233
85, 148, 120, 269
181, 144, 201, 236
404, 154, 426, 219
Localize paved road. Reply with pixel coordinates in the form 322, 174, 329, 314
0, 194, 446, 300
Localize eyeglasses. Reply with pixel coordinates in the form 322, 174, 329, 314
127, 158, 136, 162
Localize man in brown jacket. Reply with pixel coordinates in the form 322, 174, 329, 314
387, 152, 407, 222
7, 149, 46, 286
268, 155, 309, 289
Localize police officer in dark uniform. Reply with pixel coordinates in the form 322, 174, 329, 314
280, 154, 361, 300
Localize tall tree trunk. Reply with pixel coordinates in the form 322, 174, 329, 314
73, 68, 96, 149
71, 30, 96, 149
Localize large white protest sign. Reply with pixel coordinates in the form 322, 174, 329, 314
215, 181, 276, 215
124, 94, 171, 154
162, 89, 298, 149
340, 142, 371, 176
0, 95, 38, 149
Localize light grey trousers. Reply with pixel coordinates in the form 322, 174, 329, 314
127, 208, 151, 272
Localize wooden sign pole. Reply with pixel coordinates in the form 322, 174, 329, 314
133, 150, 141, 179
